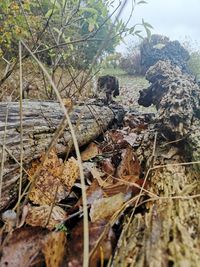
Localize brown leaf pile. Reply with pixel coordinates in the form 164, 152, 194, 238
0, 111, 150, 267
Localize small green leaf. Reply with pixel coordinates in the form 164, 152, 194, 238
143, 22, 154, 29
45, 9, 53, 18
53, 27, 61, 35
145, 27, 151, 39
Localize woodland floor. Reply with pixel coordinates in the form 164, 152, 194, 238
0, 66, 161, 267
106, 72, 155, 113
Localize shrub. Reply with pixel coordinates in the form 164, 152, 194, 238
119, 45, 142, 75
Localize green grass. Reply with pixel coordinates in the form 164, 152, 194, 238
100, 67, 127, 76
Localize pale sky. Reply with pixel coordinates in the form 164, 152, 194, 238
114, 0, 200, 52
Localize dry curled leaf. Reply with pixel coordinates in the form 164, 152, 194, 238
81, 142, 102, 161
42, 231, 67, 267
28, 150, 79, 205
26, 205, 67, 230
90, 193, 125, 222
117, 147, 141, 181
0, 227, 47, 267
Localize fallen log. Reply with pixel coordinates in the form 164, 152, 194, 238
0, 100, 124, 210
112, 61, 200, 266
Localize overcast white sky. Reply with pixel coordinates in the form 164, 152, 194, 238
115, 0, 200, 52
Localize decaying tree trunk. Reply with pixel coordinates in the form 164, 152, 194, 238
0, 100, 124, 210
112, 61, 200, 266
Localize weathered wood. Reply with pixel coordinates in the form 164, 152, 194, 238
0, 100, 124, 210
111, 61, 200, 266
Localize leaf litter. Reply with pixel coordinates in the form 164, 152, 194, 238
0, 108, 151, 266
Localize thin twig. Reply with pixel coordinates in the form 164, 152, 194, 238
0, 105, 9, 200
15, 41, 24, 223
21, 40, 89, 267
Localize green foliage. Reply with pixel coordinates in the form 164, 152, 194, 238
55, 223, 68, 233
0, 0, 41, 59
0, 0, 151, 71
75, 0, 120, 68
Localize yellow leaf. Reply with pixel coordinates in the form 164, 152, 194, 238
42, 231, 67, 267
81, 142, 102, 161
90, 193, 125, 222
60, 157, 79, 190
26, 205, 67, 230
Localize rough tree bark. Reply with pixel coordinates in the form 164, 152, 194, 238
0, 100, 124, 210
112, 61, 200, 267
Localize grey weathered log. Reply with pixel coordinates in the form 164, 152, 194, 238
0, 100, 124, 210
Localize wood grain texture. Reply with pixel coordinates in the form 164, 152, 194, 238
0, 100, 122, 210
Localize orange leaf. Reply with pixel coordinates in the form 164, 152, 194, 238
60, 157, 79, 190
117, 147, 141, 182
81, 142, 102, 161
28, 151, 79, 205
42, 231, 67, 267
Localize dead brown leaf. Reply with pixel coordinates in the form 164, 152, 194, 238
26, 205, 67, 230
28, 151, 79, 205
81, 142, 102, 161
67, 221, 115, 267
0, 227, 47, 267
103, 178, 148, 198
42, 231, 67, 267
101, 158, 115, 176
117, 147, 141, 181
90, 193, 125, 222
28, 150, 66, 205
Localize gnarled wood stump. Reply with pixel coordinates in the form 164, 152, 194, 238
112, 61, 200, 266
